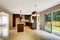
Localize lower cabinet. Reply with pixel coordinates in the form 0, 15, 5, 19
25, 22, 32, 29
17, 24, 24, 32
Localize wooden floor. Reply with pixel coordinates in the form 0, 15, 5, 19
8, 26, 44, 40
0, 38, 2, 40
1, 26, 60, 40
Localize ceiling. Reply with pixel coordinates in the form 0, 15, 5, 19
0, 0, 60, 14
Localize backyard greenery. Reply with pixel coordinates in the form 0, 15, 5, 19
45, 10, 60, 21
46, 25, 60, 32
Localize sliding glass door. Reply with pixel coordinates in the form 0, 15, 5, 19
45, 10, 60, 36
45, 13, 52, 33
52, 10, 60, 32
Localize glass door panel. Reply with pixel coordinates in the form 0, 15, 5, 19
52, 10, 60, 32
45, 13, 52, 33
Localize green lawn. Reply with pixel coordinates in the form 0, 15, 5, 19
46, 25, 60, 32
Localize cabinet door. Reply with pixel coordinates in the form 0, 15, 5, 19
17, 24, 24, 32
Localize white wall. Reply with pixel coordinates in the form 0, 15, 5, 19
37, 13, 40, 30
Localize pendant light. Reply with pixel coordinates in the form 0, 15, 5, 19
32, 0, 37, 15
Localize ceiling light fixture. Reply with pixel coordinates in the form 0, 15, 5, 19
34, 0, 37, 11
20, 10, 22, 13
32, 0, 37, 14
20, 10, 22, 17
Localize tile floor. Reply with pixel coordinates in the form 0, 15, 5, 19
8, 26, 44, 40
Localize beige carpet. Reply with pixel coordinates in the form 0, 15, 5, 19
8, 26, 44, 40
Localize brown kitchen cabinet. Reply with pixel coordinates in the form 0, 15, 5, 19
17, 24, 24, 32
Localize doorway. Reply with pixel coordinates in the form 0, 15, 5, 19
0, 12, 9, 38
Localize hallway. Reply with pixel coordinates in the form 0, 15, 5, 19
8, 26, 44, 40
